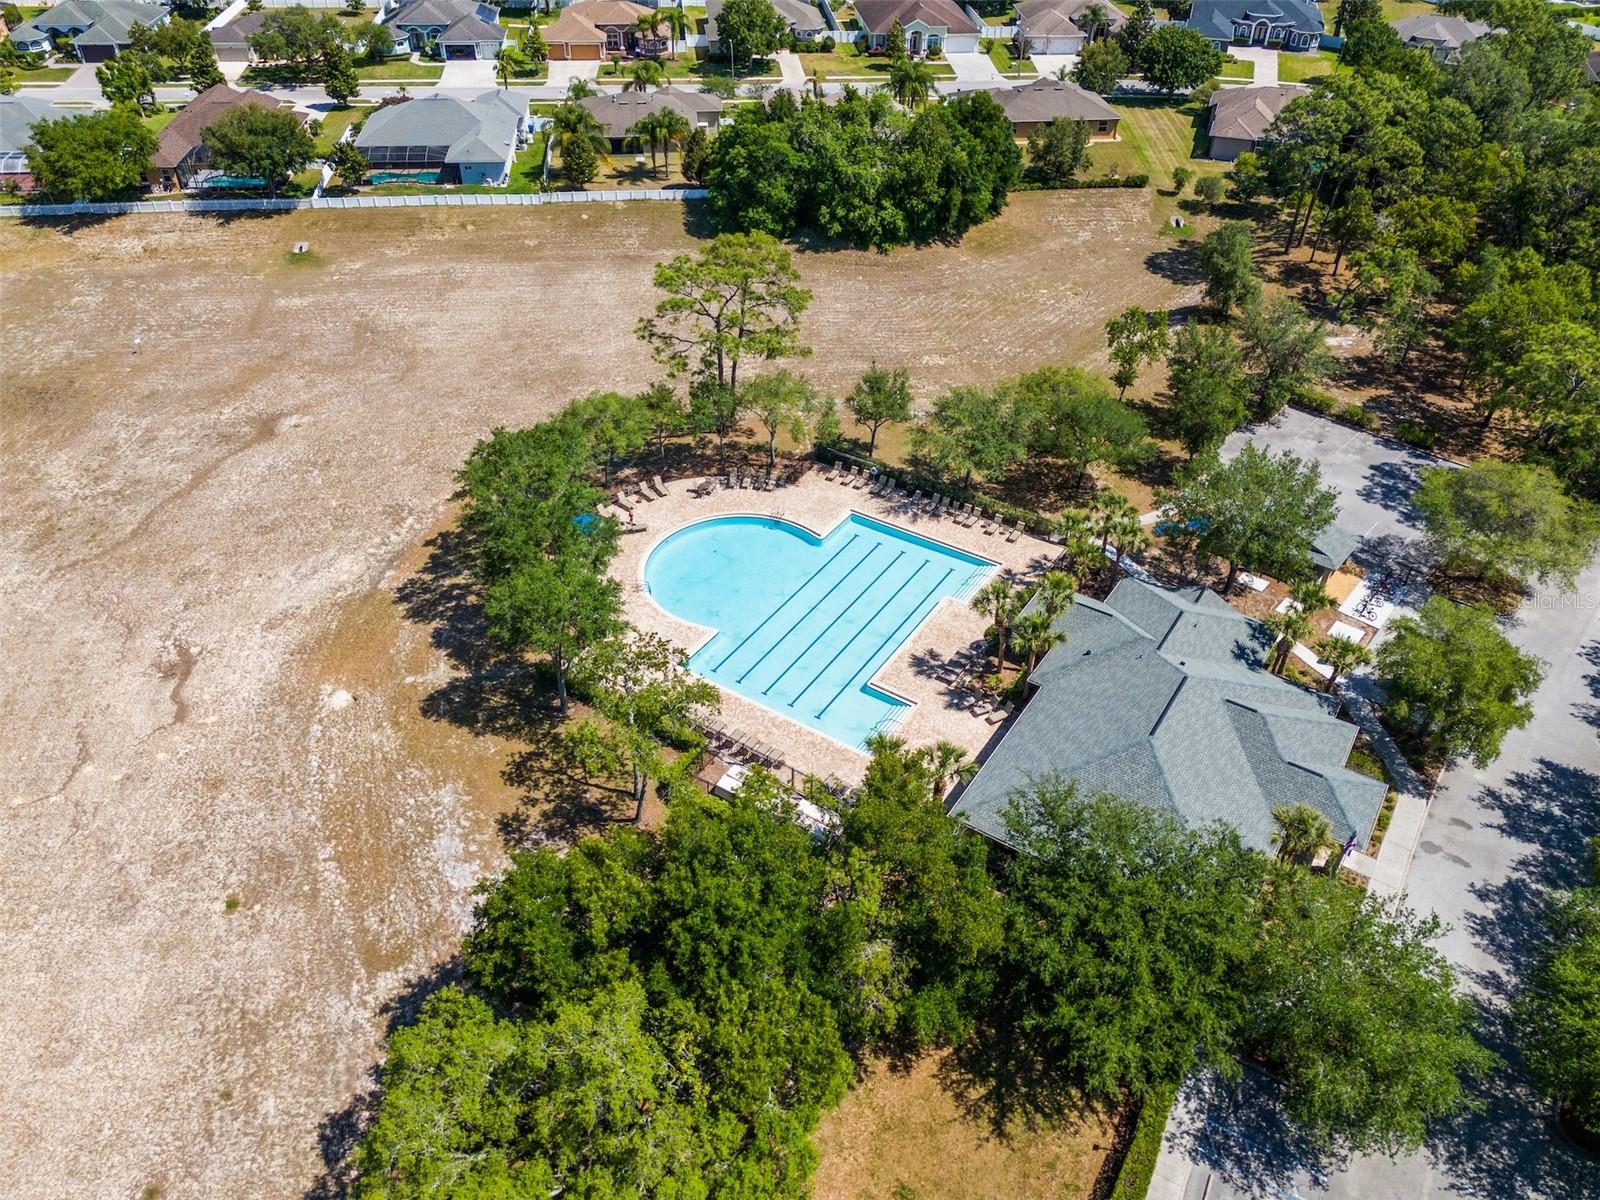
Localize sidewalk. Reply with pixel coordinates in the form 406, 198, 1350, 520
1338, 678, 1432, 898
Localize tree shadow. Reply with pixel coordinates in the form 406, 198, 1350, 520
936, 1014, 1111, 1140
1162, 1068, 1341, 1200
1143, 245, 1205, 286
1428, 758, 1600, 1200
1576, 640, 1600, 731
302, 957, 465, 1200
496, 747, 640, 849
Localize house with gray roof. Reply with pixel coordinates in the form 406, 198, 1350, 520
706, 0, 825, 52
950, 578, 1386, 855
958, 77, 1120, 139
1185, 0, 1323, 51
354, 91, 528, 185
580, 85, 723, 149
7, 0, 167, 61
0, 94, 72, 191
1205, 82, 1307, 160
1391, 13, 1490, 60
385, 0, 508, 59
1015, 0, 1125, 56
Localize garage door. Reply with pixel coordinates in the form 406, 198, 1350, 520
79, 45, 115, 62
444, 43, 476, 59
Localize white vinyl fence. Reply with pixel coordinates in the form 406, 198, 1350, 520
2, 189, 708, 218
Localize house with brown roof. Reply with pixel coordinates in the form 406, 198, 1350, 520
960, 77, 1120, 139
853, 0, 980, 56
706, 0, 825, 53
1205, 82, 1307, 161
206, 10, 267, 62
146, 84, 303, 192
1015, 0, 1125, 56
543, 0, 660, 61
580, 85, 723, 149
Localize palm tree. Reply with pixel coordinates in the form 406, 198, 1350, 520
1091, 492, 1140, 550
658, 3, 689, 58
1034, 570, 1076, 623
1314, 635, 1372, 692
495, 44, 522, 89
1014, 611, 1063, 675
917, 740, 977, 801
566, 76, 597, 101
1288, 578, 1335, 616
887, 56, 934, 108
551, 98, 608, 166
654, 106, 690, 177
627, 59, 663, 91
1262, 606, 1314, 675
1079, 2, 1111, 42
627, 112, 664, 175
1271, 802, 1336, 864
972, 578, 1022, 672
1109, 514, 1150, 564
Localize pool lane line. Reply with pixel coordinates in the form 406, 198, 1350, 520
785, 559, 933, 713
711, 533, 862, 672
814, 564, 955, 719
761, 549, 909, 701
734, 541, 882, 685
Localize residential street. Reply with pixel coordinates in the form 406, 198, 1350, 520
1152, 553, 1600, 1200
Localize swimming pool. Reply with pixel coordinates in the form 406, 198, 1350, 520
644, 513, 994, 748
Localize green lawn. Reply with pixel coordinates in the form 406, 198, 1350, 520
311, 106, 364, 154
355, 60, 444, 81
1317, 0, 1436, 25
140, 106, 182, 136
1279, 48, 1339, 82
1216, 54, 1254, 80
987, 41, 1039, 78
13, 65, 76, 81
789, 45, 956, 79
1091, 97, 1216, 183
241, 59, 444, 85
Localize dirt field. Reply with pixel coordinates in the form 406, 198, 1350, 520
812, 1052, 1117, 1200
0, 193, 1197, 1199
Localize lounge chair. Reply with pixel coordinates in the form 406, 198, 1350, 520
908, 489, 924, 508
954, 503, 972, 526
650, 474, 668, 498
840, 465, 857, 486
931, 494, 947, 517
883, 476, 899, 496
823, 461, 839, 481
851, 468, 868, 489
980, 511, 997, 534
986, 703, 1013, 725
738, 472, 750, 489
1006, 520, 1022, 543
764, 471, 777, 491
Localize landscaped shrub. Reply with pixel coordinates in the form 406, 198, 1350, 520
821, 34, 836, 50
1015, 173, 1149, 192
1296, 389, 1338, 414
927, 43, 943, 58
1338, 403, 1378, 431
1112, 1082, 1179, 1198
1394, 420, 1437, 450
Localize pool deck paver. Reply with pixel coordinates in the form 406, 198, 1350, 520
610, 469, 1058, 786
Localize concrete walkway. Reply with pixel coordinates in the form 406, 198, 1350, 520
1337, 680, 1432, 897
1029, 53, 1076, 79
1228, 45, 1279, 85
775, 49, 807, 91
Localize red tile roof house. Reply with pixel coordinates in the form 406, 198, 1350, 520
853, 0, 981, 57
145, 84, 305, 192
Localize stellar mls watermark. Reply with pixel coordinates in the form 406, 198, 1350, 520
1527, 591, 1600, 611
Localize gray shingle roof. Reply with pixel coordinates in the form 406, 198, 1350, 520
1391, 13, 1490, 49
1310, 522, 1360, 573
1185, 0, 1323, 43
960, 77, 1120, 125
0, 94, 70, 157
8, 0, 165, 49
950, 579, 1385, 853
354, 90, 524, 164
1206, 83, 1308, 142
1016, 0, 1127, 37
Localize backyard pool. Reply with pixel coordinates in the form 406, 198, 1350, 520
645, 513, 994, 748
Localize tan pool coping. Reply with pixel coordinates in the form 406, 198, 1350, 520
609, 468, 1060, 786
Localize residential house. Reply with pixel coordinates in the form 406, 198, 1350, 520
580, 85, 723, 149
961, 76, 1120, 139
1014, 0, 1125, 56
206, 10, 267, 62
949, 579, 1386, 856
146, 84, 301, 191
0, 94, 73, 192
542, 0, 664, 60
7, 0, 168, 61
1310, 522, 1361, 583
385, 0, 509, 59
853, 0, 981, 56
706, 0, 826, 53
354, 90, 529, 184
1185, 0, 1323, 51
1391, 13, 1489, 61
1204, 82, 1307, 160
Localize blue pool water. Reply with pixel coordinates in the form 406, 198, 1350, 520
644, 513, 994, 748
